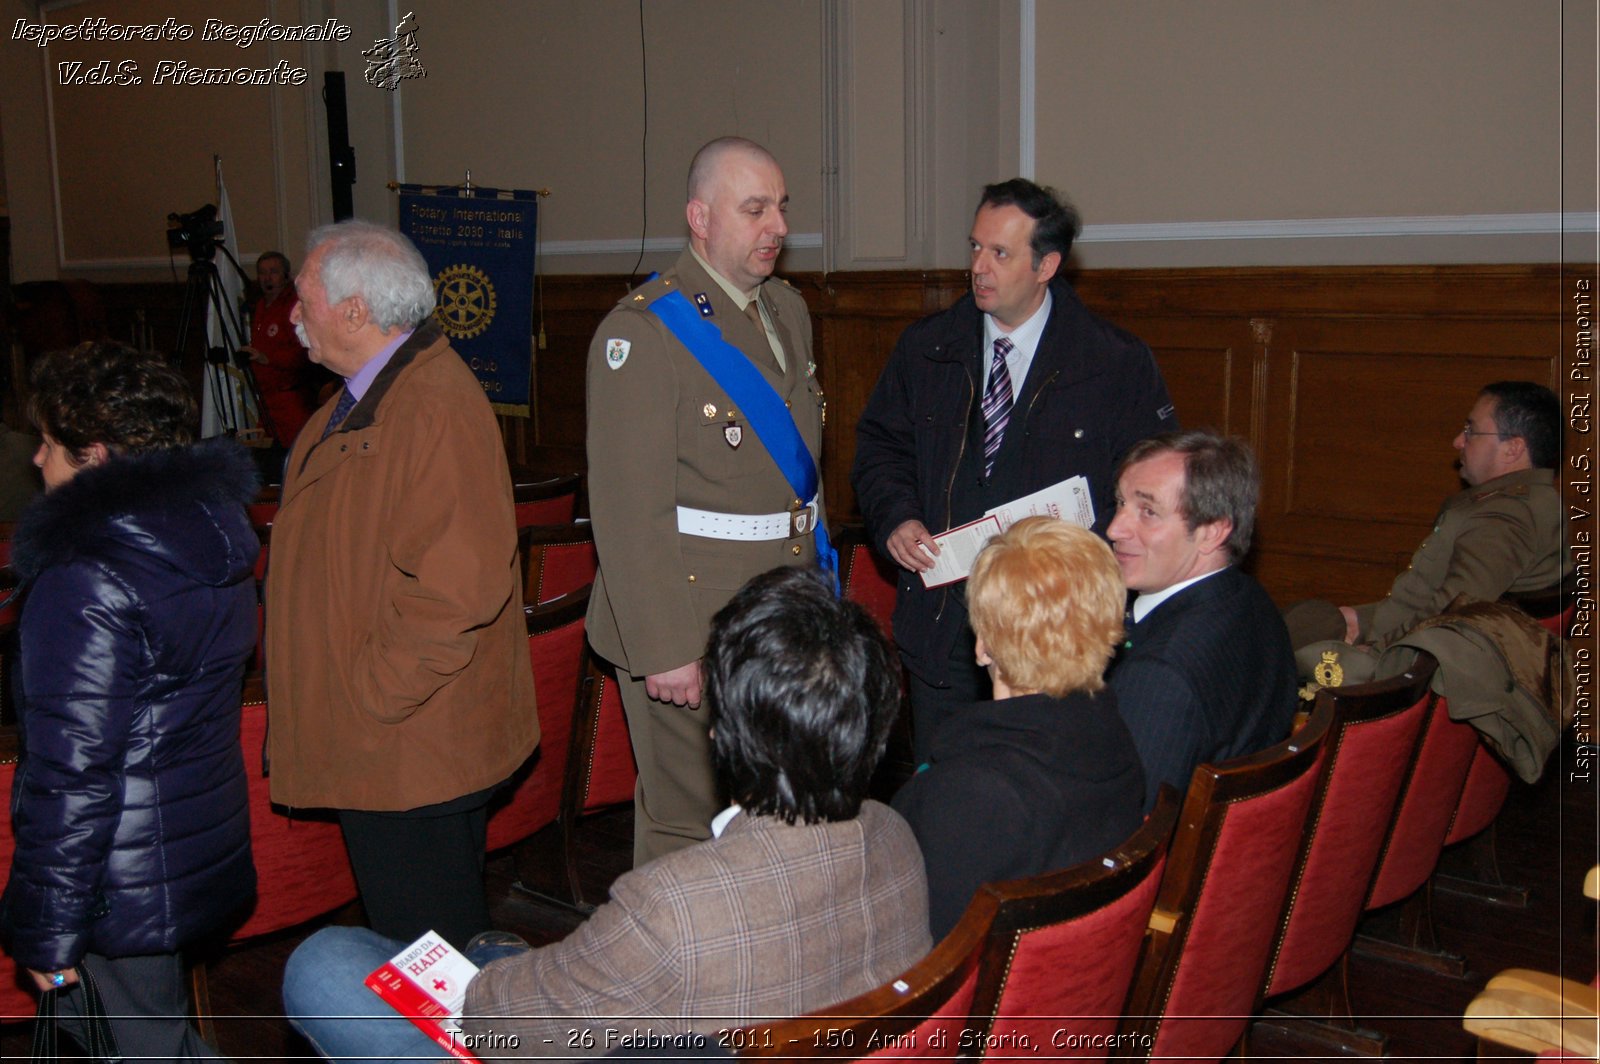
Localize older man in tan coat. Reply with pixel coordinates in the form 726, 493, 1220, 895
266, 220, 535, 950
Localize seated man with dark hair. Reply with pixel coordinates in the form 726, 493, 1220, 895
283, 566, 930, 1064
1104, 431, 1298, 812
1287, 381, 1568, 684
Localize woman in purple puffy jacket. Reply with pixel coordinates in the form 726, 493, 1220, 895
0, 342, 258, 1058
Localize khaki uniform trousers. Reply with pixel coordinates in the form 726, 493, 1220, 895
616, 669, 722, 865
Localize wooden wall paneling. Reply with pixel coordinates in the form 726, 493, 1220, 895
1254, 313, 1557, 606
49, 264, 1586, 610
1109, 315, 1262, 441
802, 271, 967, 523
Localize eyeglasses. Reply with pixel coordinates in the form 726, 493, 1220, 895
1459, 422, 1509, 440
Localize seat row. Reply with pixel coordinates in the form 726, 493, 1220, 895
728, 639, 1537, 1061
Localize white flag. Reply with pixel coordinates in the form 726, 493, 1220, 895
201, 159, 257, 437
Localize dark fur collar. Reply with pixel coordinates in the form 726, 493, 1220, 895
12, 439, 260, 582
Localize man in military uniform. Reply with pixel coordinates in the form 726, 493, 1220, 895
1288, 380, 1567, 683
586, 137, 826, 863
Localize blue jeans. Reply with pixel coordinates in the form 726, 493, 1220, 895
283, 927, 530, 1062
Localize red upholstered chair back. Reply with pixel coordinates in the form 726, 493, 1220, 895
0, 726, 41, 1020
1500, 584, 1576, 640
1122, 698, 1333, 1061
1456, 587, 1572, 847
513, 472, 581, 529
965, 790, 1178, 1059
514, 644, 637, 910
0, 569, 19, 632
246, 487, 280, 528
1445, 742, 1515, 846
520, 522, 599, 606
0, 523, 15, 570
838, 527, 898, 646
735, 889, 998, 1059
229, 680, 358, 941
1540, 604, 1576, 638
569, 654, 637, 815
1261, 655, 1436, 999
485, 588, 589, 852
248, 522, 272, 672
1364, 694, 1479, 910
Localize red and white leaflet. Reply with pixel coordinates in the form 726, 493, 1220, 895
364, 930, 483, 1061
919, 474, 1096, 588
920, 514, 1003, 588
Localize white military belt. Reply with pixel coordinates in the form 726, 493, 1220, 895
677, 497, 819, 541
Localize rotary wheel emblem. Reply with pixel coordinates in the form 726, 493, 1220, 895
433, 264, 497, 340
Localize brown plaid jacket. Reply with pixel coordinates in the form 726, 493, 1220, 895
461, 801, 931, 1060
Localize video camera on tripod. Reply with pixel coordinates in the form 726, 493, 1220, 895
167, 203, 274, 441
166, 204, 225, 262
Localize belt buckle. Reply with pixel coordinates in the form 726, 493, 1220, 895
789, 501, 815, 537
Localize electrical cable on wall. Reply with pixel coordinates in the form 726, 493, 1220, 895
627, 0, 649, 282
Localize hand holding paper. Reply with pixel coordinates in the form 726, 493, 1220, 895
920, 475, 1095, 588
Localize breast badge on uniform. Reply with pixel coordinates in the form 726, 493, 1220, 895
1312, 649, 1345, 688
724, 424, 743, 448
693, 292, 715, 318
605, 338, 631, 370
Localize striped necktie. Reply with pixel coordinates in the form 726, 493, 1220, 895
982, 336, 1014, 476
321, 386, 357, 440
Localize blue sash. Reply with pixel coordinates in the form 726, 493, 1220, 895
648, 287, 839, 594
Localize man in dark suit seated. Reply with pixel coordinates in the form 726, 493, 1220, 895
283, 566, 931, 1063
1105, 431, 1298, 812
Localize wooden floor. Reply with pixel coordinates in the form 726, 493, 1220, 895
2, 750, 1593, 1062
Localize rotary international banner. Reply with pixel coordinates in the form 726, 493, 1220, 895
397, 185, 537, 416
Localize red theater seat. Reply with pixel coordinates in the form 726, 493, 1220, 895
1122, 698, 1332, 1060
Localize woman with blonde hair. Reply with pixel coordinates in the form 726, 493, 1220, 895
892, 516, 1144, 939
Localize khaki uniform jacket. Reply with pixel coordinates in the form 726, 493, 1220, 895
265, 323, 537, 810
1356, 467, 1566, 649
1383, 600, 1569, 783
461, 801, 931, 1061
586, 250, 825, 677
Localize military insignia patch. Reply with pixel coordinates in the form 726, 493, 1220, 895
794, 510, 810, 534
703, 403, 717, 419
1313, 650, 1345, 688
605, 338, 630, 370
693, 292, 715, 317
724, 424, 742, 448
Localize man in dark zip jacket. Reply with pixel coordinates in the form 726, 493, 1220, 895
853, 179, 1177, 759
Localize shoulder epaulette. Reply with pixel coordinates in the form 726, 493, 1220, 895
618, 273, 676, 310
1473, 482, 1532, 502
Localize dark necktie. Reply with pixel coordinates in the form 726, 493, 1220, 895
745, 298, 777, 367
982, 336, 1014, 476
321, 386, 357, 440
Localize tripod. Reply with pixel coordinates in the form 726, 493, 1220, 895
172, 246, 276, 441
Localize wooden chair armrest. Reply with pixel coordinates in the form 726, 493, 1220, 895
1464, 973, 1599, 1059
1485, 968, 1600, 1013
